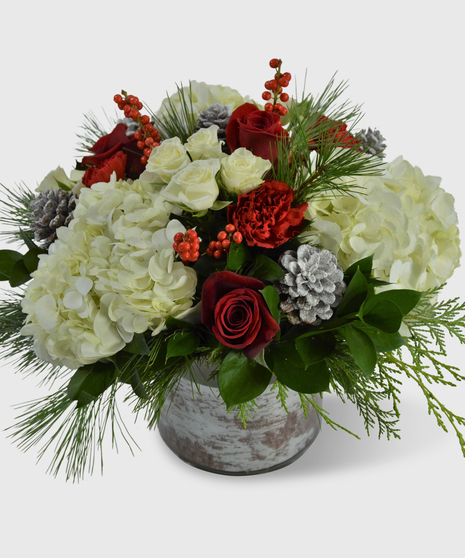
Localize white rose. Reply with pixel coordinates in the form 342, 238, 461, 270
36, 166, 83, 192
142, 137, 190, 184
156, 81, 248, 122
184, 125, 224, 160
160, 159, 220, 211
220, 148, 272, 194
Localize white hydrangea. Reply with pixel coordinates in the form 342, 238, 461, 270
21, 174, 198, 368
307, 156, 461, 291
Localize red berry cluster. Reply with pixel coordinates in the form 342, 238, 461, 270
173, 230, 200, 263
262, 58, 291, 116
113, 91, 162, 166
206, 224, 243, 259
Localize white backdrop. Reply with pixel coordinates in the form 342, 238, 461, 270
1, 1, 464, 557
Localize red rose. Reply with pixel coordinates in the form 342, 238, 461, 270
82, 123, 145, 179
225, 102, 288, 162
202, 271, 279, 359
227, 180, 308, 249
82, 150, 127, 187
308, 115, 359, 150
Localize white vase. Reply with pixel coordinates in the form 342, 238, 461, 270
158, 367, 321, 475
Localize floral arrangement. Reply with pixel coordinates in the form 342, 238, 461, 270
1, 58, 464, 480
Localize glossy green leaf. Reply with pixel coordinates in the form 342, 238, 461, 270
354, 323, 406, 352
166, 330, 200, 360
9, 259, 31, 287
124, 333, 150, 355
341, 325, 377, 379
252, 255, 285, 282
0, 249, 22, 281
295, 332, 336, 366
344, 255, 373, 279
226, 241, 251, 272
267, 341, 331, 393
363, 289, 422, 316
259, 285, 281, 326
67, 362, 118, 408
218, 351, 271, 407
336, 268, 368, 317
361, 298, 403, 333
23, 247, 46, 274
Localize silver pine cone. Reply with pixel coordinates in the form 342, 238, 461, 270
358, 127, 386, 158
275, 245, 346, 326
197, 103, 231, 144
28, 189, 77, 249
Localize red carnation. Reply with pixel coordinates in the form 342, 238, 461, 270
82, 123, 145, 180
225, 102, 288, 163
308, 115, 359, 150
82, 150, 127, 187
227, 180, 307, 249
201, 271, 280, 359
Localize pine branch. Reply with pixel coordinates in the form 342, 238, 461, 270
0, 182, 35, 244
75, 109, 116, 155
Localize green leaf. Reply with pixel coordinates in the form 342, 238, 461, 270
23, 247, 46, 274
211, 200, 232, 211
340, 325, 377, 378
119, 367, 149, 400
193, 254, 225, 277
124, 333, 150, 355
9, 259, 31, 287
67, 362, 118, 408
252, 255, 285, 282
360, 298, 403, 333
19, 229, 39, 251
259, 285, 281, 326
54, 179, 71, 191
344, 255, 373, 280
363, 289, 422, 316
0, 249, 23, 281
218, 351, 271, 407
226, 241, 251, 272
166, 330, 200, 360
165, 316, 195, 330
336, 267, 368, 317
267, 341, 331, 393
295, 332, 336, 366
354, 323, 406, 352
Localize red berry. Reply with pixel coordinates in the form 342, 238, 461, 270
189, 251, 200, 262
140, 156, 148, 165
186, 229, 197, 239
222, 239, 231, 250
136, 102, 143, 110
209, 240, 217, 250
225, 224, 235, 233
179, 251, 191, 261
152, 142, 160, 149
179, 241, 191, 252
130, 109, 140, 120
278, 78, 289, 88
137, 140, 145, 150
264, 80, 273, 91
123, 105, 131, 116
140, 115, 150, 125
144, 147, 152, 158
269, 79, 278, 91
264, 103, 273, 112
262, 91, 272, 101
173, 242, 180, 251
206, 248, 214, 257
114, 94, 123, 104
269, 58, 280, 68
217, 230, 227, 241
215, 241, 223, 250
280, 92, 289, 102
174, 232, 184, 243
145, 123, 154, 131
213, 250, 223, 259
282, 72, 291, 81
118, 102, 126, 110
134, 130, 143, 141
233, 231, 243, 244
145, 137, 155, 147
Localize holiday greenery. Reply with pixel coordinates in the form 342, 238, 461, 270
1, 58, 464, 481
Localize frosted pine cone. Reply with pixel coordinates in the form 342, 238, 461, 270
28, 189, 77, 249
197, 103, 231, 152
358, 127, 386, 158
275, 245, 346, 325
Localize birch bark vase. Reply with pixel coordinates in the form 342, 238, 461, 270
158, 365, 321, 475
